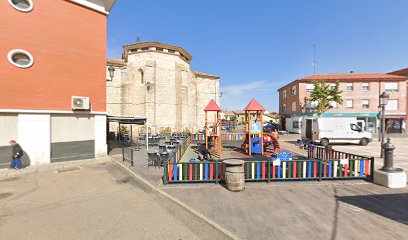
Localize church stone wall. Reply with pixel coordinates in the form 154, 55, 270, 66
106, 43, 220, 134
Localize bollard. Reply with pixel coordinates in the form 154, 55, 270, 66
381, 138, 402, 173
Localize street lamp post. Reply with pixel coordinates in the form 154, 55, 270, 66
379, 92, 389, 158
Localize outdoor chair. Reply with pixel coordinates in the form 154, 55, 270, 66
167, 145, 176, 154
159, 152, 169, 167
147, 151, 159, 168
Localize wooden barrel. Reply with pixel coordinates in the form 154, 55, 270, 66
223, 159, 245, 191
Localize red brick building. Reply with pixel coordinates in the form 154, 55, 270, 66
278, 73, 408, 134
0, 0, 116, 167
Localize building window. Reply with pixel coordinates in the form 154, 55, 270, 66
330, 83, 336, 90
346, 100, 353, 108
8, 0, 34, 12
385, 100, 398, 111
7, 49, 34, 68
283, 90, 287, 99
384, 82, 398, 92
362, 83, 370, 91
292, 85, 297, 95
282, 104, 287, 112
291, 101, 297, 112
346, 83, 354, 91
306, 83, 314, 92
362, 100, 369, 109
293, 121, 299, 129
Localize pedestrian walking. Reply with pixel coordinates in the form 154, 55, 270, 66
9, 140, 23, 170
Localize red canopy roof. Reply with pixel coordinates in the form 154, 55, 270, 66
244, 99, 265, 111
204, 99, 221, 111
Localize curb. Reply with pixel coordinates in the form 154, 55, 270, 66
111, 157, 242, 240
0, 157, 110, 179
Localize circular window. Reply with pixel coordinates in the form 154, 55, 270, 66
8, 0, 34, 12
7, 49, 34, 68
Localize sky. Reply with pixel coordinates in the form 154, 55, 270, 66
107, 0, 408, 112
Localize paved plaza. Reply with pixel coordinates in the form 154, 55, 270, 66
163, 181, 408, 240
0, 159, 231, 240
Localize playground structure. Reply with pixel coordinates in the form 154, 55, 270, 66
200, 98, 280, 159
243, 99, 266, 155
204, 99, 223, 159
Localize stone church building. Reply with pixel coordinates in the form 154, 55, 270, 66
106, 42, 220, 134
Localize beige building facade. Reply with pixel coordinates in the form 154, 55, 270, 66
278, 73, 408, 134
106, 42, 220, 134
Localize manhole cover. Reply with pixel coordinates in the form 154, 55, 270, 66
0, 192, 13, 199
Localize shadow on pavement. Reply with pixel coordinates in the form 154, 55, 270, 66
336, 193, 408, 225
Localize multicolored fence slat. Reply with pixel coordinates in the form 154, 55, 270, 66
165, 162, 221, 183
192, 133, 245, 141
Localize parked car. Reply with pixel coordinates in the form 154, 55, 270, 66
301, 117, 372, 146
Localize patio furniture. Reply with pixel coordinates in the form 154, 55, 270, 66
147, 151, 159, 168
166, 145, 176, 154
159, 144, 167, 152
159, 152, 169, 167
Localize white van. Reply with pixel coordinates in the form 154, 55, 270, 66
301, 117, 373, 146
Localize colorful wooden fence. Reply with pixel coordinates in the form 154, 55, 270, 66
307, 145, 374, 171
164, 157, 374, 184
244, 158, 373, 182
192, 133, 245, 141
164, 161, 225, 184
163, 142, 374, 184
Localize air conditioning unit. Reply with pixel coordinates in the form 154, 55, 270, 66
72, 96, 90, 110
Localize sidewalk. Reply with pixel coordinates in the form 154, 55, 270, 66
0, 158, 233, 240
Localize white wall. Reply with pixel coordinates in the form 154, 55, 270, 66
18, 114, 51, 165
0, 113, 18, 145
51, 114, 95, 143
94, 115, 107, 157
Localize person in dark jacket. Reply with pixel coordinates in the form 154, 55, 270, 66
9, 140, 23, 170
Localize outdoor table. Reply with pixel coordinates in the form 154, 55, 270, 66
159, 144, 167, 151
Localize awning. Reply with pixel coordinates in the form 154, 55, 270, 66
107, 116, 147, 125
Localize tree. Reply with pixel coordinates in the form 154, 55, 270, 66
308, 81, 343, 116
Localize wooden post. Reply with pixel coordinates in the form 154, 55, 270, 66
261, 110, 264, 155
205, 111, 208, 150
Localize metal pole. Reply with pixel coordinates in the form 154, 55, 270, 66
146, 119, 149, 150
380, 105, 385, 158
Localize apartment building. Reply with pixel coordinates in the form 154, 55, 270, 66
0, 0, 116, 167
278, 73, 408, 134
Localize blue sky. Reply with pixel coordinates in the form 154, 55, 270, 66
107, 0, 408, 112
